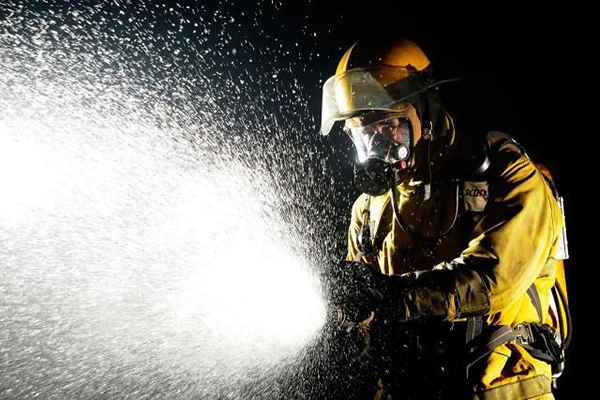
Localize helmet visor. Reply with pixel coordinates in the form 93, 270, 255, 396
346, 115, 413, 164
320, 66, 418, 136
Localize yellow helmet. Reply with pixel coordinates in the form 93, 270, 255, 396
320, 39, 447, 135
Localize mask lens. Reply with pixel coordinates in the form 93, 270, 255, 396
348, 116, 412, 163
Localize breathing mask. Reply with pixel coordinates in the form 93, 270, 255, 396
346, 114, 414, 195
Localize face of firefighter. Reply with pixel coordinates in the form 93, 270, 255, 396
345, 110, 419, 195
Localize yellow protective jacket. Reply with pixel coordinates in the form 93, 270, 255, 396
346, 132, 564, 399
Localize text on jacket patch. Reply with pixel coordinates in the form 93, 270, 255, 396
463, 181, 489, 212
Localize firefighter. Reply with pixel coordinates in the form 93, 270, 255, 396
321, 39, 568, 399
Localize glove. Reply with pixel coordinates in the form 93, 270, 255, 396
377, 273, 415, 324
327, 260, 387, 325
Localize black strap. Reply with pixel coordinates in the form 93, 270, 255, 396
465, 324, 515, 380
465, 315, 485, 381
480, 326, 517, 352
465, 285, 562, 381
465, 316, 484, 345
552, 284, 573, 350
465, 284, 546, 381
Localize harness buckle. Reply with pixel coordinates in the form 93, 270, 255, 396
513, 323, 535, 346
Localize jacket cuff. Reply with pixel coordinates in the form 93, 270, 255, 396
387, 262, 491, 321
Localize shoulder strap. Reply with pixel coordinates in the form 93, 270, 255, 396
527, 284, 544, 322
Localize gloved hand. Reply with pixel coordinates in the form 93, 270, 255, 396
377, 272, 416, 324
327, 260, 387, 326
326, 261, 439, 327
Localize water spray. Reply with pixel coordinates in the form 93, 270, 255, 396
0, 3, 339, 399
